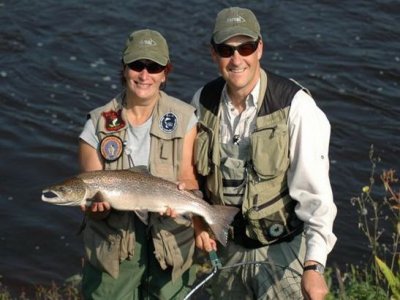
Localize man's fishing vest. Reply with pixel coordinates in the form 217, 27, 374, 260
195, 69, 304, 246
83, 91, 196, 281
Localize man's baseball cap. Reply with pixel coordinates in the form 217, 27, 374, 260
212, 7, 261, 44
122, 29, 169, 66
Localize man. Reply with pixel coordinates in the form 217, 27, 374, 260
191, 7, 337, 300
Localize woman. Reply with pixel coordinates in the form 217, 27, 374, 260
78, 29, 199, 299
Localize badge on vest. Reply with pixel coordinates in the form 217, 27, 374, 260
100, 136, 123, 162
268, 223, 285, 238
159, 112, 177, 133
102, 109, 126, 132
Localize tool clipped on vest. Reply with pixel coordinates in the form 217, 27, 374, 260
209, 250, 222, 269
183, 251, 222, 300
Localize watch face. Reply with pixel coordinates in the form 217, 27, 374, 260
316, 264, 325, 274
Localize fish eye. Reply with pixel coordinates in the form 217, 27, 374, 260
59, 186, 70, 193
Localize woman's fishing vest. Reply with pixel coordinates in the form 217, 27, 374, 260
83, 91, 196, 281
195, 69, 305, 246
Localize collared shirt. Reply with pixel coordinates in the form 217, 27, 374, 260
191, 81, 337, 266
220, 80, 260, 147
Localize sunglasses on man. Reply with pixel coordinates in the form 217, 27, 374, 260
212, 38, 260, 58
127, 60, 166, 74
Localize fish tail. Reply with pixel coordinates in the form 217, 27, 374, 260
208, 205, 240, 247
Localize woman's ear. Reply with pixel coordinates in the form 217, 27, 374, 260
164, 62, 173, 76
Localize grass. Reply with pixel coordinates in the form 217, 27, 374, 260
1, 145, 398, 299
326, 145, 399, 299
0, 274, 82, 300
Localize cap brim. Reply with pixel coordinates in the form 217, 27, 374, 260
123, 50, 168, 66
213, 27, 259, 44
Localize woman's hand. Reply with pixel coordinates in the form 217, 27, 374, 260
80, 198, 111, 220
159, 206, 178, 218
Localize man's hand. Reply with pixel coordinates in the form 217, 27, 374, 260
177, 182, 216, 251
301, 261, 328, 300
193, 216, 217, 252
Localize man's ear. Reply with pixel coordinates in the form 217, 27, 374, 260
257, 39, 264, 60
210, 46, 218, 63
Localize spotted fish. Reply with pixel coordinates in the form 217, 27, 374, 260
41, 169, 239, 246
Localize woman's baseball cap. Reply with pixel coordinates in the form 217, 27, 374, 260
122, 29, 169, 66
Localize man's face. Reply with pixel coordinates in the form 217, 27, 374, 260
211, 35, 263, 95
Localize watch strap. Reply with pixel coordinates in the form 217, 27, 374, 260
303, 264, 324, 274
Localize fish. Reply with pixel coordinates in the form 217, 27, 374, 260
41, 169, 240, 246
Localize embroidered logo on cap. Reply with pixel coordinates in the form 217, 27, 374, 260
227, 16, 246, 24
140, 38, 157, 47
100, 136, 124, 162
159, 112, 177, 133
102, 110, 126, 132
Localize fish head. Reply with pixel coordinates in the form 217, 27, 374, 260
41, 177, 87, 206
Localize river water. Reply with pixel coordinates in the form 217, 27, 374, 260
0, 0, 399, 295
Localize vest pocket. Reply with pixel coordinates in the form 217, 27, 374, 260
194, 124, 212, 175
250, 123, 289, 178
221, 157, 246, 204
151, 215, 195, 281
244, 191, 303, 245
83, 218, 123, 279
83, 211, 135, 279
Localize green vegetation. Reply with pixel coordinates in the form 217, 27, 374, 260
0, 274, 81, 300
1, 145, 398, 299
326, 145, 399, 299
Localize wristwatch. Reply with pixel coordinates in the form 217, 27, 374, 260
303, 263, 325, 274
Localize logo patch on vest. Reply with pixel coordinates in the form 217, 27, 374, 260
102, 109, 126, 131
100, 136, 123, 162
268, 223, 285, 238
159, 112, 177, 133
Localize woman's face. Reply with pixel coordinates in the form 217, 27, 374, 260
123, 59, 167, 102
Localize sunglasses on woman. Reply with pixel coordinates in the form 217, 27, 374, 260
127, 60, 166, 74
212, 38, 260, 58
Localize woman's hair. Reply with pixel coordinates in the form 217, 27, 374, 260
119, 60, 173, 90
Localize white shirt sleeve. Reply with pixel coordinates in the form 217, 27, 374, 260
186, 112, 198, 132
190, 87, 203, 118
287, 90, 337, 266
79, 119, 99, 149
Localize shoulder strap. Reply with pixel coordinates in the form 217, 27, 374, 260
258, 71, 302, 117
199, 77, 225, 116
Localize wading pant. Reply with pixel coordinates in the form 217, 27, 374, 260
208, 232, 306, 300
81, 215, 196, 300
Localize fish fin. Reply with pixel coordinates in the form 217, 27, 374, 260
209, 223, 229, 247
92, 191, 107, 202
128, 166, 150, 173
208, 205, 240, 247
